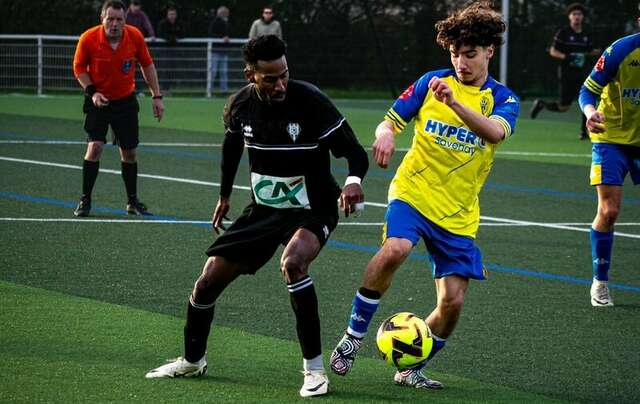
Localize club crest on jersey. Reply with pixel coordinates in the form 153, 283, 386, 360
122, 59, 132, 73
287, 122, 301, 142
480, 96, 489, 115
243, 124, 253, 138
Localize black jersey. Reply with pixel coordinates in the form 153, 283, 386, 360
552, 26, 595, 74
220, 80, 368, 212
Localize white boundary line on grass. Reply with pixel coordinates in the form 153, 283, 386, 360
1, 155, 639, 239
0, 140, 591, 158
6, 217, 637, 227
0, 217, 386, 226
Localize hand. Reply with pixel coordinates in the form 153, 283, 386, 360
92, 92, 109, 108
586, 110, 606, 133
211, 197, 230, 234
339, 183, 364, 217
152, 98, 164, 121
428, 77, 454, 106
372, 131, 395, 168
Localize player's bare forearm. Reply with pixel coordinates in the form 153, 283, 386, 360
549, 46, 565, 61
449, 100, 505, 143
141, 63, 162, 97
76, 72, 93, 89
212, 196, 230, 234
373, 120, 396, 168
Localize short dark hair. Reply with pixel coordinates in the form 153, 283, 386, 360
566, 3, 587, 15
435, 1, 505, 50
101, 0, 126, 18
131, 0, 141, 5
243, 35, 286, 67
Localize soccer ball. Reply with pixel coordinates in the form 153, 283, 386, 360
376, 312, 433, 370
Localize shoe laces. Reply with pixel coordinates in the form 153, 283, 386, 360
338, 334, 362, 356
594, 283, 610, 300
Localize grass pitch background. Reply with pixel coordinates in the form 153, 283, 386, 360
1, 94, 639, 403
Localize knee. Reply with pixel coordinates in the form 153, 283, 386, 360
85, 143, 104, 161
381, 241, 411, 268
280, 255, 307, 282
438, 293, 465, 316
121, 149, 137, 163
598, 203, 620, 226
193, 257, 217, 294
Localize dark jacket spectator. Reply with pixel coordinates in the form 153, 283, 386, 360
126, 0, 155, 38
157, 6, 183, 45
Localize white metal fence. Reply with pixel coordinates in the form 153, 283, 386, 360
0, 35, 248, 98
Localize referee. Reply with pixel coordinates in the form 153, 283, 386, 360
72, 0, 164, 217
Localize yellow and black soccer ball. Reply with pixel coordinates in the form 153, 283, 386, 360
376, 312, 433, 370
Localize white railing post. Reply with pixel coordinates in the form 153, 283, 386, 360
499, 0, 509, 85
37, 35, 43, 96
206, 40, 212, 98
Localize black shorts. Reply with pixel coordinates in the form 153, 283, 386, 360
558, 70, 585, 106
205, 203, 338, 274
83, 93, 139, 150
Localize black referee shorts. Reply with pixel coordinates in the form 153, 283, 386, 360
83, 92, 140, 150
206, 203, 338, 274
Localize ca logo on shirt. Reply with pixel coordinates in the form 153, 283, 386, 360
287, 122, 301, 142
251, 173, 310, 209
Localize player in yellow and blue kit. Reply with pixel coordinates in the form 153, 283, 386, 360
330, 1, 519, 389
579, 17, 640, 307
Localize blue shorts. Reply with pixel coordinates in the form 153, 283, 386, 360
383, 199, 485, 280
590, 143, 640, 186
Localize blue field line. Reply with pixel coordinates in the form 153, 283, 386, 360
2, 190, 638, 294
0, 191, 181, 222
2, 130, 640, 205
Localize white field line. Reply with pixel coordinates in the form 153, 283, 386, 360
0, 217, 385, 226
0, 140, 222, 147
1, 155, 639, 239
0, 140, 590, 158
4, 217, 637, 228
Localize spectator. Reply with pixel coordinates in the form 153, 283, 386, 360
157, 6, 184, 93
157, 6, 183, 45
126, 0, 155, 95
249, 6, 282, 39
208, 6, 231, 93
126, 0, 155, 39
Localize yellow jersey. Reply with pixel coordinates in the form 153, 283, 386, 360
384, 69, 519, 237
581, 33, 640, 146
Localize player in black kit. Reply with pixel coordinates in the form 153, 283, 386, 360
530, 3, 600, 139
145, 35, 369, 398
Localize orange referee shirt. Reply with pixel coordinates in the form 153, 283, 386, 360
73, 25, 153, 100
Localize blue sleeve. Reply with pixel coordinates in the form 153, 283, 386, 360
580, 36, 635, 112
489, 86, 520, 138
578, 85, 599, 112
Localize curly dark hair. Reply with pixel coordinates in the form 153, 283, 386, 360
566, 3, 587, 16
435, 1, 506, 51
243, 35, 287, 67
